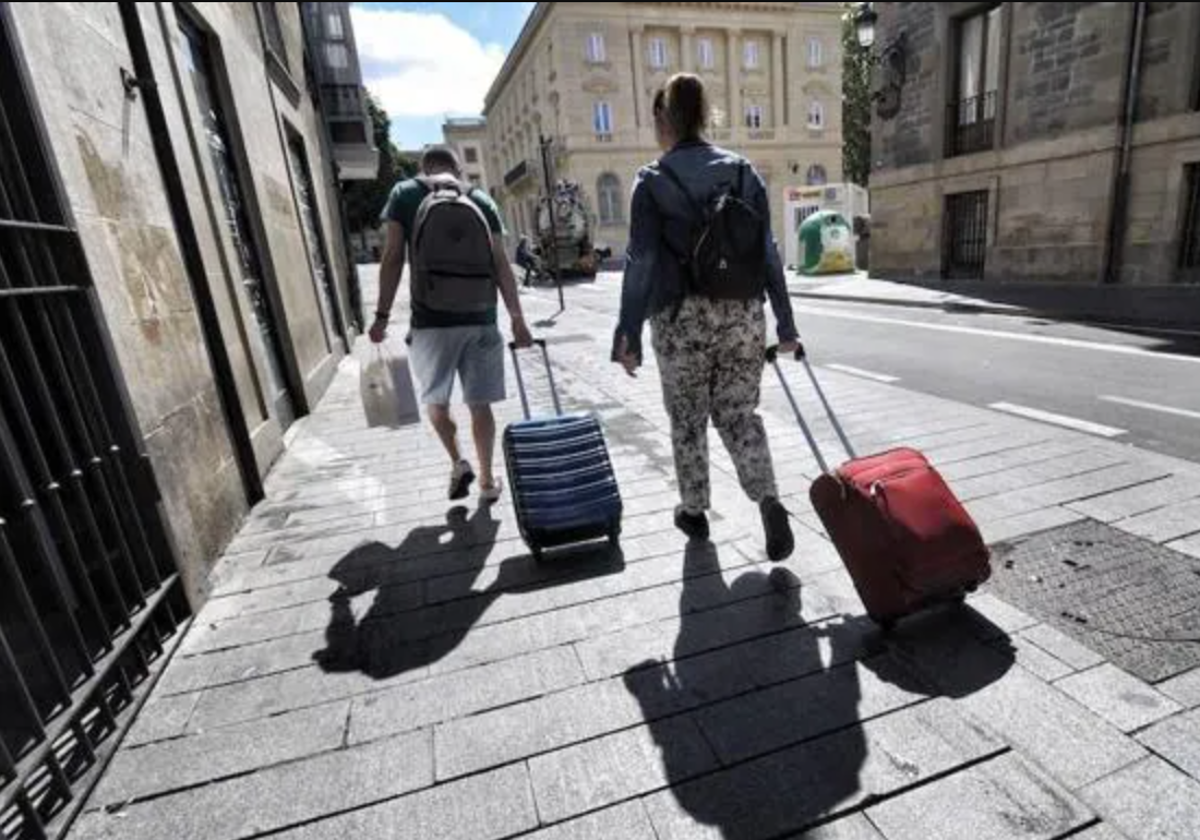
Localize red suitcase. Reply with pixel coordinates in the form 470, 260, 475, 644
767, 346, 991, 629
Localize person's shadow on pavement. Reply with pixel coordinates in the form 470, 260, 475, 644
624, 543, 1016, 839
312, 504, 501, 680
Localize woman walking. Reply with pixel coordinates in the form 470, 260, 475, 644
612, 73, 800, 561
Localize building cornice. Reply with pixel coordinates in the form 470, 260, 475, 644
485, 1, 841, 111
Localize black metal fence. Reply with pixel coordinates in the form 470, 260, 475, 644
947, 91, 997, 157
943, 190, 989, 279
1180, 164, 1200, 283
0, 13, 188, 840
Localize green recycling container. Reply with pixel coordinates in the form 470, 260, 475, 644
798, 210, 855, 275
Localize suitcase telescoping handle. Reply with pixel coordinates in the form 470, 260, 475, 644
765, 344, 857, 474
509, 338, 563, 420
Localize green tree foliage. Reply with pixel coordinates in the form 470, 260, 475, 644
842, 5, 872, 186
343, 93, 417, 233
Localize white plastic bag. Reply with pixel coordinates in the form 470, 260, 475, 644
360, 344, 420, 428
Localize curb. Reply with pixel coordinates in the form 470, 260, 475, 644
788, 289, 1030, 318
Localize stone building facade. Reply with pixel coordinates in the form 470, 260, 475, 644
870, 2, 1200, 287
443, 117, 492, 191
483, 1, 844, 254
1, 2, 371, 605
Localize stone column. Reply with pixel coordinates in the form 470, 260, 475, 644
726, 28, 741, 134
773, 32, 785, 128
681, 26, 694, 73
631, 26, 646, 128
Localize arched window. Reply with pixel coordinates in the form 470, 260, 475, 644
597, 173, 622, 225
806, 164, 828, 186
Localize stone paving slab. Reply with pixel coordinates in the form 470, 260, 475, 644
1136, 709, 1200, 779
642, 699, 1003, 840
1056, 664, 1183, 733
1081, 756, 1200, 840
865, 752, 1094, 840
92, 702, 349, 805
272, 763, 538, 840
71, 729, 433, 840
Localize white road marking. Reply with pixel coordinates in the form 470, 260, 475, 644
796, 305, 1200, 365
823, 363, 899, 383
988, 402, 1127, 438
1099, 395, 1200, 421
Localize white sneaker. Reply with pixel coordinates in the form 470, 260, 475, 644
479, 479, 504, 504
448, 460, 475, 501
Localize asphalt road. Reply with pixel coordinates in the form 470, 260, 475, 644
536, 274, 1200, 464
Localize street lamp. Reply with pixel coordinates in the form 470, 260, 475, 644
853, 2, 907, 120
853, 3, 877, 50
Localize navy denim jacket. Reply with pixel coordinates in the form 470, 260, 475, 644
613, 140, 799, 362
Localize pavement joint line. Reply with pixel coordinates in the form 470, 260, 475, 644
199, 536, 733, 640
1099, 395, 1200, 422
188, 544, 757, 660
794, 305, 1200, 366
988, 402, 1127, 438
960, 460, 1142, 506
169, 557, 845, 711
822, 363, 901, 384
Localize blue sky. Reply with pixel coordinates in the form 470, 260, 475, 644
350, 2, 535, 149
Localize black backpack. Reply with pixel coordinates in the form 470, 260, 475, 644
658, 159, 768, 301
411, 175, 496, 314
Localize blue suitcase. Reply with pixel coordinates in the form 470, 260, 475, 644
504, 340, 622, 562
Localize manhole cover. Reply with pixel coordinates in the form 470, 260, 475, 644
988, 520, 1200, 683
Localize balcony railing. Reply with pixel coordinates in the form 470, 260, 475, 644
947, 91, 997, 157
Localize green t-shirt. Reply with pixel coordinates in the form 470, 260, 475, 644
380, 178, 506, 328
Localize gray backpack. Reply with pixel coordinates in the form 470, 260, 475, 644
411, 175, 496, 313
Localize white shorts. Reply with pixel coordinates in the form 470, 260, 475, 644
408, 325, 506, 406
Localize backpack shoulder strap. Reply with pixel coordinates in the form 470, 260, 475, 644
656, 159, 705, 221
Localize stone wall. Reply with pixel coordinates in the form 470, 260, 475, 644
9, 2, 356, 604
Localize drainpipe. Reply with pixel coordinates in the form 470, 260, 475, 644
1102, 1, 1147, 285
118, 2, 265, 502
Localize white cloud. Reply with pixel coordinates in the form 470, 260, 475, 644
350, 6, 506, 119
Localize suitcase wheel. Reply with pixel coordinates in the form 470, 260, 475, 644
607, 521, 621, 547
531, 546, 545, 564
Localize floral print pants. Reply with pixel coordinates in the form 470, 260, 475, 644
652, 296, 779, 512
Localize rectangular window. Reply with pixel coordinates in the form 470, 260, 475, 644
586, 32, 606, 63
593, 101, 613, 137
697, 37, 715, 70
326, 12, 345, 40
808, 37, 822, 68
464, 146, 479, 164
469, 174, 483, 188
260, 2, 288, 67
950, 6, 1001, 156
744, 104, 764, 129
649, 37, 668, 69
325, 42, 349, 70
743, 39, 760, 69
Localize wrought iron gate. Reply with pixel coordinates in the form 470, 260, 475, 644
943, 190, 989, 280
1179, 163, 1200, 283
0, 12, 189, 840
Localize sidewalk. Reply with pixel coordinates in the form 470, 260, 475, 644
788, 271, 1028, 316
787, 272, 1200, 331
66, 273, 1200, 840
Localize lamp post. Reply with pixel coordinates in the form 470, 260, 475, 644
852, 2, 907, 119
538, 133, 565, 312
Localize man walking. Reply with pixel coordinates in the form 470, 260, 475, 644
370, 147, 532, 502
